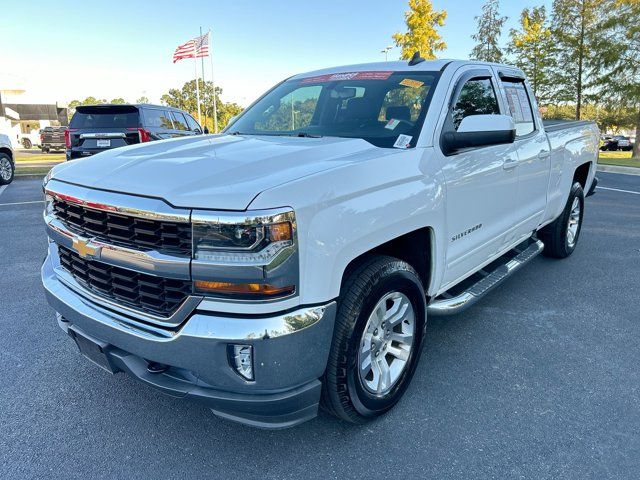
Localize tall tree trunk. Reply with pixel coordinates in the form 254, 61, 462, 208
634, 108, 640, 159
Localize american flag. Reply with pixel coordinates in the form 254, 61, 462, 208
194, 32, 209, 58
172, 33, 209, 63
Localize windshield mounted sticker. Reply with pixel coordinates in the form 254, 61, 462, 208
385, 118, 401, 130
301, 71, 393, 84
399, 78, 424, 88
393, 134, 412, 149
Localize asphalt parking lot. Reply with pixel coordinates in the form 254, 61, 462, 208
1, 173, 638, 479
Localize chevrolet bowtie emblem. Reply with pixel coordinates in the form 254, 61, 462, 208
72, 238, 98, 259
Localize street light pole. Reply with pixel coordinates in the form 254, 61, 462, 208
380, 46, 393, 61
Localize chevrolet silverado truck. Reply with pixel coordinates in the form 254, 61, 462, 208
42, 58, 599, 428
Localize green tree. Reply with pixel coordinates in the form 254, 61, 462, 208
392, 0, 447, 60
470, 0, 508, 62
550, 0, 603, 119
66, 96, 107, 120
592, 0, 640, 156
109, 98, 126, 104
136, 96, 150, 104
161, 79, 243, 131
507, 6, 555, 103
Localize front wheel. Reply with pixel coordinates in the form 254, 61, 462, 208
22, 138, 32, 149
321, 255, 427, 423
539, 181, 584, 258
0, 153, 15, 185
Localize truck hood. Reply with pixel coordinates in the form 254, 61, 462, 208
51, 134, 378, 210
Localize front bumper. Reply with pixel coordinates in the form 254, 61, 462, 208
42, 252, 337, 429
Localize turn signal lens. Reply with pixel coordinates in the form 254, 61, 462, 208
194, 280, 295, 298
267, 221, 292, 242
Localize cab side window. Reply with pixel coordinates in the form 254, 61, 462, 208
171, 112, 188, 131
452, 78, 500, 130
500, 80, 535, 136
185, 114, 202, 133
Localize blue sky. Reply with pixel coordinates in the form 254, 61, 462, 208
1, 0, 552, 106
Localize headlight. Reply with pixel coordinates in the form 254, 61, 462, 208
191, 208, 299, 300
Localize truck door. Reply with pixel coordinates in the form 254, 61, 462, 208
494, 69, 551, 242
436, 68, 520, 289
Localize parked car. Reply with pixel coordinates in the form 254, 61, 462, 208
40, 126, 67, 153
601, 134, 633, 151
65, 104, 204, 161
42, 59, 599, 428
0, 133, 15, 185
19, 131, 41, 149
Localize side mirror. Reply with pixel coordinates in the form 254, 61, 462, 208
442, 114, 515, 155
203, 126, 209, 134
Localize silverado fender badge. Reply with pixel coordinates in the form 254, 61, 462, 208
451, 224, 483, 242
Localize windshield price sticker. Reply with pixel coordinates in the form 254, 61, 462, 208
399, 78, 424, 88
301, 71, 393, 84
385, 118, 401, 130
393, 134, 413, 149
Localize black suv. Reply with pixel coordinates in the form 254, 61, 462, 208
65, 104, 204, 160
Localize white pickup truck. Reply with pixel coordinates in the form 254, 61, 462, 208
42, 58, 599, 428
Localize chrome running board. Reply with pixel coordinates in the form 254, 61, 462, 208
427, 239, 544, 316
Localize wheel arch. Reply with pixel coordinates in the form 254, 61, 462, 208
340, 227, 435, 296
0, 147, 13, 161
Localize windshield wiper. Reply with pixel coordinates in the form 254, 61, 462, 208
295, 132, 322, 138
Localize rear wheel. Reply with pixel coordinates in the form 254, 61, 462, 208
321, 255, 427, 423
22, 138, 32, 149
539, 181, 584, 258
0, 153, 15, 185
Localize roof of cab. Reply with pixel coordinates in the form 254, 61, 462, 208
291, 59, 455, 80
291, 59, 524, 80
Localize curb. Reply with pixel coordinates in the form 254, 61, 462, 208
597, 164, 640, 176
15, 174, 46, 180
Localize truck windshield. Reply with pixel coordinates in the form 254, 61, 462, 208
228, 71, 440, 148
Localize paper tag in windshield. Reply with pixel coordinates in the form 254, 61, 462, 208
385, 118, 401, 130
393, 135, 412, 149
399, 78, 424, 88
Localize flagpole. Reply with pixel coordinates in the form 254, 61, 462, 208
209, 29, 218, 133
193, 53, 202, 125
199, 27, 207, 130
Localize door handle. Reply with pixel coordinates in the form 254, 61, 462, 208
538, 151, 551, 160
502, 158, 518, 170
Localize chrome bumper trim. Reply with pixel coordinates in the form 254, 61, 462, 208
44, 250, 335, 341
45, 214, 191, 280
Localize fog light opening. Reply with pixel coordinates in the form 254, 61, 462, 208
229, 344, 254, 381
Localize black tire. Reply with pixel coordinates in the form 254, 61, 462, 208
321, 255, 427, 423
0, 153, 15, 185
22, 138, 32, 149
539, 181, 584, 258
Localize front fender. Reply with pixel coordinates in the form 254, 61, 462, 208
250, 147, 447, 304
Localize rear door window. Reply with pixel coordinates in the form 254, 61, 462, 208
501, 80, 535, 136
144, 109, 174, 129
171, 112, 188, 131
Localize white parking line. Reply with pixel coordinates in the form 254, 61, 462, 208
0, 200, 44, 207
598, 186, 640, 196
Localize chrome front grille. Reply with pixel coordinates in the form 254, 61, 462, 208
52, 198, 192, 256
58, 246, 192, 317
